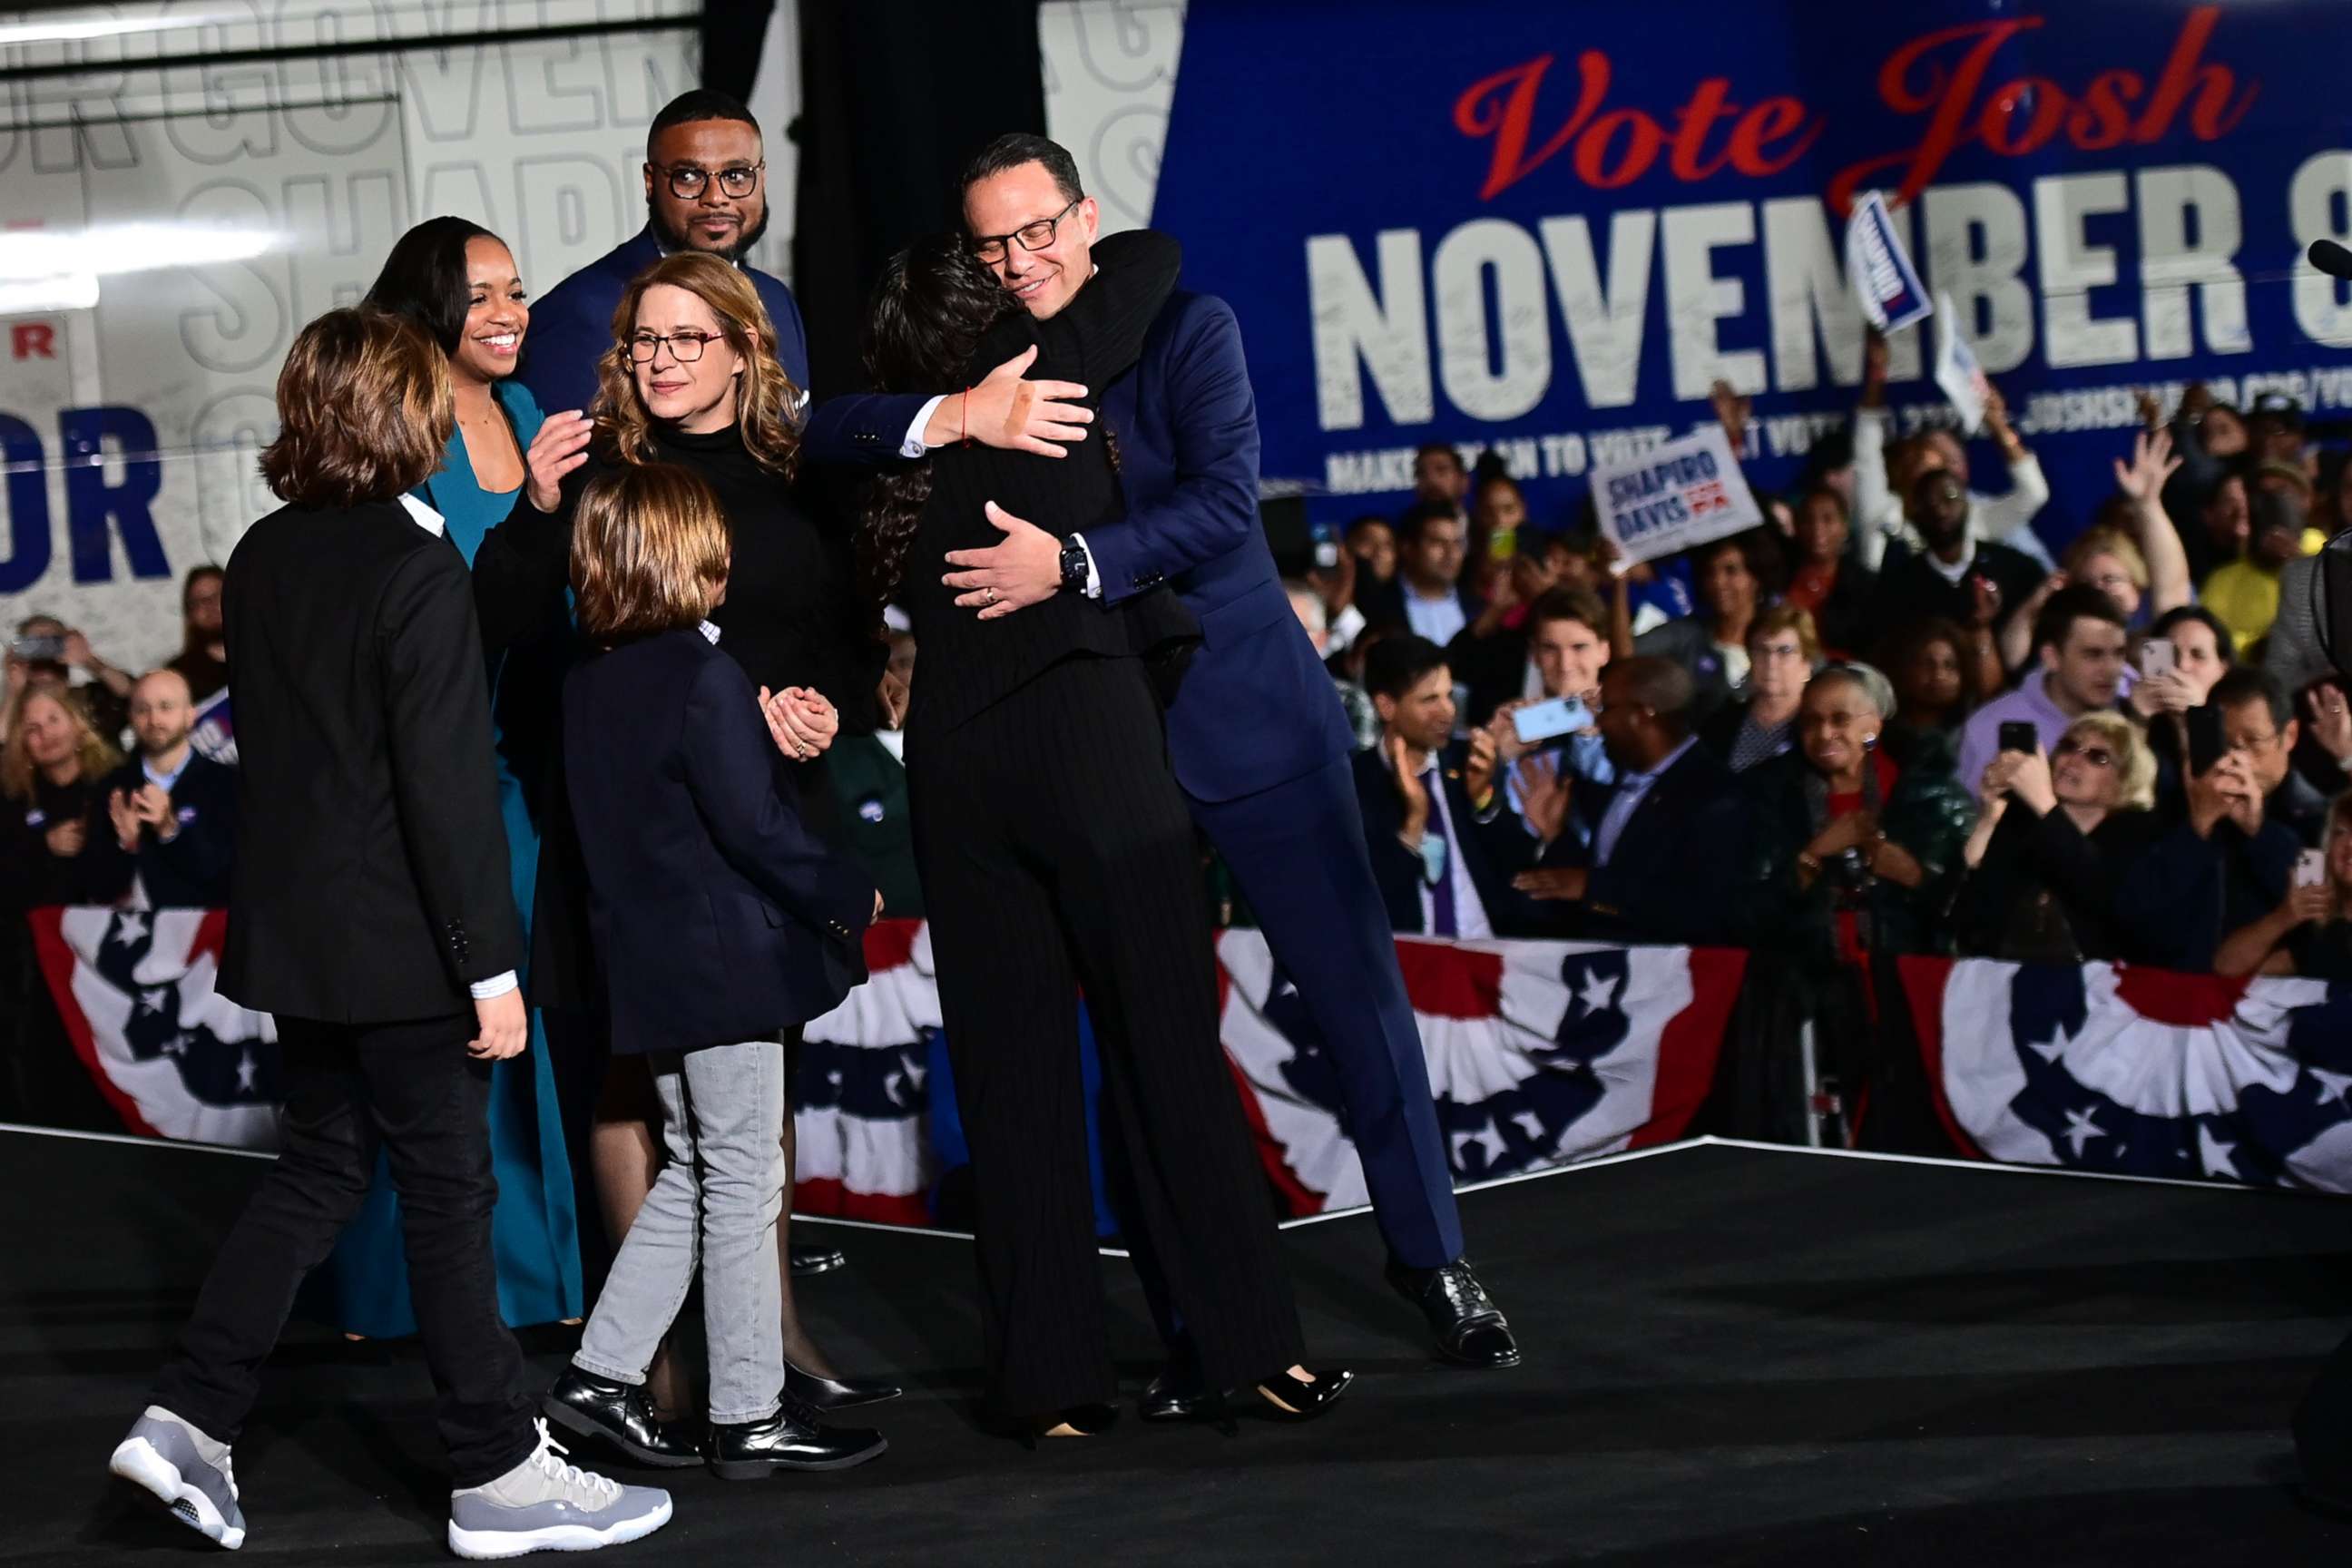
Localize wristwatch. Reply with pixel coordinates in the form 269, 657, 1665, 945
1058, 534, 1091, 594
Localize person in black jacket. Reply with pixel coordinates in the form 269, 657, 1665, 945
103, 670, 237, 909
1512, 656, 1747, 945
542, 463, 888, 1481
1351, 634, 1541, 937
857, 227, 1343, 1436
107, 309, 666, 1561
1951, 710, 2161, 961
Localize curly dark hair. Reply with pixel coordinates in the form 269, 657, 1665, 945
856, 233, 1020, 607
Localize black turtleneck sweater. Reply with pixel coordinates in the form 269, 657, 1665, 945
652, 424, 879, 720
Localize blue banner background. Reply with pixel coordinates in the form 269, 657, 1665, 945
1150, 0, 2352, 544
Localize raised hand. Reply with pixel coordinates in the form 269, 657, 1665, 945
2112, 426, 2183, 506
2314, 683, 2352, 763
1515, 752, 1571, 846
107, 788, 141, 852
1387, 735, 1429, 839
1465, 725, 1501, 805
525, 410, 593, 513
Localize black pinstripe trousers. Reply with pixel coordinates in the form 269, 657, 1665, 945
906, 652, 1305, 1419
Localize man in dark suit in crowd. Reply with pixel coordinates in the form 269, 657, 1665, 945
800, 133, 1520, 1378
519, 89, 809, 416
108, 309, 664, 1559
1357, 499, 1485, 647
103, 669, 237, 908
1514, 657, 1745, 946
1352, 636, 1539, 938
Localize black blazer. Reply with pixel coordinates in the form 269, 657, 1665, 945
1351, 741, 1540, 937
563, 626, 876, 1055
1555, 741, 1745, 946
105, 752, 238, 909
220, 499, 520, 1021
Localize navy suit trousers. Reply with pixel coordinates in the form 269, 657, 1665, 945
1188, 754, 1465, 1271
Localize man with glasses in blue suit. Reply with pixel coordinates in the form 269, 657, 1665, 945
802, 134, 1520, 1403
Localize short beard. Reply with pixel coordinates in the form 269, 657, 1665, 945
649, 200, 771, 264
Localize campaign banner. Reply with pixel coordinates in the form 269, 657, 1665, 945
1146, 0, 2352, 540
1592, 426, 1765, 565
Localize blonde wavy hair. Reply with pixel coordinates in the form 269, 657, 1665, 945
592, 251, 799, 478
2, 680, 123, 801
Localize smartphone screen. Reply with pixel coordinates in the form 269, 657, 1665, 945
2140, 639, 2175, 680
2298, 848, 2328, 888
1513, 696, 1592, 746
2185, 703, 2227, 776
1997, 720, 2038, 755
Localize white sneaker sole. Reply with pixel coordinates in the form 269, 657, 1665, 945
446, 1496, 673, 1560
109, 1435, 245, 1550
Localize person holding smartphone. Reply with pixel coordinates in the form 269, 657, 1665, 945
1953, 585, 2132, 803
2214, 795, 2352, 977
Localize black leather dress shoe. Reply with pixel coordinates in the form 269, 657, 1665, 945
789, 1242, 847, 1278
1138, 1365, 1210, 1423
1388, 1258, 1522, 1368
706, 1395, 887, 1480
783, 1356, 902, 1411
542, 1368, 703, 1468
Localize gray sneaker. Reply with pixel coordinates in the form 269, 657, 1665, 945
109, 1407, 246, 1550
447, 1418, 671, 1560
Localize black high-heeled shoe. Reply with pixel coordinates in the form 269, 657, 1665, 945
1251, 1367, 1354, 1422
782, 1356, 902, 1412
1014, 1402, 1121, 1449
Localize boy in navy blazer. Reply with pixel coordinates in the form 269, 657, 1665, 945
542, 463, 887, 1482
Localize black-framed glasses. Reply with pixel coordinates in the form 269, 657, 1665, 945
971, 198, 1082, 265
652, 161, 763, 200
628, 330, 716, 364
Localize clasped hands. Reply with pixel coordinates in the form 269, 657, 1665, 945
759, 686, 838, 760
106, 782, 177, 851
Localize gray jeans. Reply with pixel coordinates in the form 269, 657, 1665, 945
573, 1039, 785, 1424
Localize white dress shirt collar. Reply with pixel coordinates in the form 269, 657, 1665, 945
397, 493, 446, 538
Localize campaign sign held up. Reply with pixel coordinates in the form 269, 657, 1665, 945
1845, 191, 1932, 333
1592, 426, 1765, 565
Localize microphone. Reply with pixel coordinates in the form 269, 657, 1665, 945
2310, 239, 2352, 280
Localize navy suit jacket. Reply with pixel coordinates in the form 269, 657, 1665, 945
802, 288, 1350, 804
1350, 743, 1541, 937
106, 753, 238, 909
519, 228, 810, 416
1554, 742, 1745, 946
562, 627, 874, 1054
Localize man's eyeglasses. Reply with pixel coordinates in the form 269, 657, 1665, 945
972, 198, 1082, 265
652, 162, 763, 201
628, 330, 717, 364
2054, 736, 2115, 769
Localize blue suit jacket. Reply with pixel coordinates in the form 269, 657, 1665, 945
802, 289, 1349, 803
519, 228, 810, 416
562, 627, 874, 1054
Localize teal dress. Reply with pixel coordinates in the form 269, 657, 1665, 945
309, 377, 584, 1335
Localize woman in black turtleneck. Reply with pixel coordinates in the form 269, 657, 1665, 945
475, 250, 893, 1430
858, 229, 1344, 1438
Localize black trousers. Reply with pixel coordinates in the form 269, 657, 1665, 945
906, 654, 1305, 1418
152, 1013, 537, 1488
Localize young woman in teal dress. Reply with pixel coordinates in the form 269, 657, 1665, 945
307, 218, 583, 1336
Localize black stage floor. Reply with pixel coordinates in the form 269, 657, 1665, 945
10, 1130, 2352, 1567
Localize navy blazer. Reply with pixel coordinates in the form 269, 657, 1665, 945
1350, 743, 1541, 937
106, 753, 238, 909
802, 287, 1350, 804
1553, 741, 1745, 946
519, 228, 810, 416
562, 626, 875, 1055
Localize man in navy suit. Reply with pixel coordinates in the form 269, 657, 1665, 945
519, 89, 809, 418
801, 134, 1519, 1383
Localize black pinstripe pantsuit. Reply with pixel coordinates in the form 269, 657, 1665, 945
906, 652, 1305, 1419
